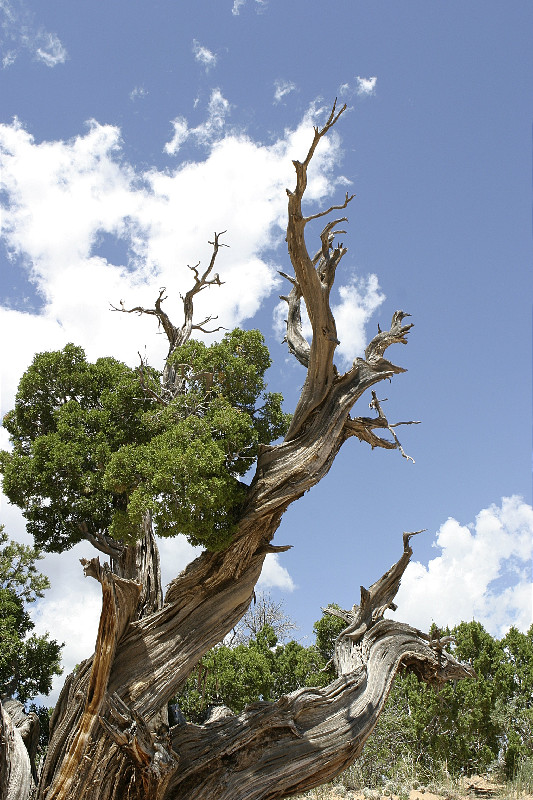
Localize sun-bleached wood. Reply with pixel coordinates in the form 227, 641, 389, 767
5, 103, 473, 800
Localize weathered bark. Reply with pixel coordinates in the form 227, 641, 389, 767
164, 535, 474, 800
111, 511, 163, 618
15, 103, 472, 800
0, 699, 37, 800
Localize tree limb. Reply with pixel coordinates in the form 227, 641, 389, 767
111, 232, 227, 362
166, 541, 473, 800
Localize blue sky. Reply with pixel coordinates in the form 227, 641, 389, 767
0, 0, 531, 701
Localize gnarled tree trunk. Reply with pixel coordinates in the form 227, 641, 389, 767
11, 103, 472, 800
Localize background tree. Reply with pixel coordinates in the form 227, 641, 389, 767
0, 526, 62, 797
176, 617, 330, 723
0, 104, 472, 800
229, 592, 299, 646
339, 621, 533, 790
0, 526, 63, 704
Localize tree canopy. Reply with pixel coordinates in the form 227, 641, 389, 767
0, 330, 290, 553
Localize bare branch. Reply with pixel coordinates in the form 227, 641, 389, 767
343, 393, 420, 460
368, 392, 418, 462
280, 281, 311, 368
303, 192, 355, 224
284, 103, 351, 435
364, 310, 414, 368
78, 523, 124, 560
113, 233, 227, 365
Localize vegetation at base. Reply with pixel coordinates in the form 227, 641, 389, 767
176, 607, 532, 786
361, 621, 533, 782
0, 330, 290, 553
176, 610, 346, 721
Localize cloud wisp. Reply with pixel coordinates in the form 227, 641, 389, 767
192, 39, 217, 70
393, 496, 533, 637
129, 85, 148, 102
1, 0, 67, 68
165, 89, 231, 154
339, 77, 377, 99
274, 79, 297, 104
231, 0, 267, 15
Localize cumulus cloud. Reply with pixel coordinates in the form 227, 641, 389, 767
393, 496, 533, 637
0, 0, 67, 68
274, 79, 297, 104
0, 100, 345, 418
192, 39, 217, 70
332, 275, 385, 365
258, 554, 296, 592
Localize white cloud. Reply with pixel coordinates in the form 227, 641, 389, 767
332, 274, 386, 365
0, 99, 345, 422
356, 76, 377, 97
34, 31, 67, 67
192, 39, 217, 70
165, 89, 231, 154
274, 79, 297, 104
156, 535, 202, 594
258, 554, 296, 592
231, 0, 267, 15
31, 542, 102, 704
0, 1, 67, 68
392, 496, 533, 637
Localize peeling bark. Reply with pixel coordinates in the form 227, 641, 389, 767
0, 699, 34, 800
12, 104, 474, 800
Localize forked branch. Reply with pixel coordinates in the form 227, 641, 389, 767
284, 102, 351, 433
344, 391, 420, 461
111, 232, 227, 357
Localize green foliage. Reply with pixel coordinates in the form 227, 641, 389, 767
181, 610, 533, 785
178, 622, 330, 722
313, 605, 346, 662
0, 527, 62, 702
1, 330, 290, 552
0, 526, 50, 603
346, 621, 533, 785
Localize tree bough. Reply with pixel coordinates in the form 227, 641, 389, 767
1, 103, 473, 800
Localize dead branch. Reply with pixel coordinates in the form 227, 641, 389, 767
111, 232, 227, 360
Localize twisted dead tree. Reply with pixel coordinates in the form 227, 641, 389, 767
2, 103, 473, 800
